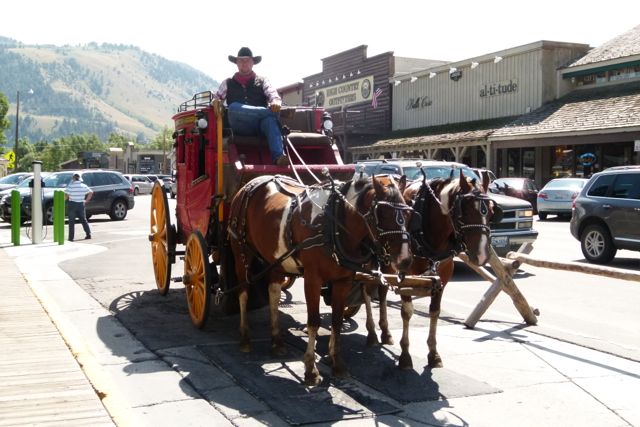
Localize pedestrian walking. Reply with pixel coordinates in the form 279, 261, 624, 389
65, 173, 93, 241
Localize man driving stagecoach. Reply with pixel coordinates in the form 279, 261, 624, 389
212, 47, 290, 167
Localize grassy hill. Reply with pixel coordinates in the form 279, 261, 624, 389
0, 36, 218, 143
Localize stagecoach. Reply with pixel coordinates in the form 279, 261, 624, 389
149, 91, 354, 327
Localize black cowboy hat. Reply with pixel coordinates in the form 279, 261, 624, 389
228, 47, 262, 65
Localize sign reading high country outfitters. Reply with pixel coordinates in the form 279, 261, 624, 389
480, 79, 518, 97
315, 75, 374, 108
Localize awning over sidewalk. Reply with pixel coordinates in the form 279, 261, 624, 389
350, 117, 515, 160
489, 80, 640, 148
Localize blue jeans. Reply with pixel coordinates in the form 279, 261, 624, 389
67, 201, 91, 240
227, 102, 284, 162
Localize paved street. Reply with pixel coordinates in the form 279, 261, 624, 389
1, 194, 639, 426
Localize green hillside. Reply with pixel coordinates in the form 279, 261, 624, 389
0, 36, 218, 143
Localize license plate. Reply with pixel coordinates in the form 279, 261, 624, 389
491, 236, 509, 247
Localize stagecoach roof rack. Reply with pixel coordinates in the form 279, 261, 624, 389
177, 91, 214, 112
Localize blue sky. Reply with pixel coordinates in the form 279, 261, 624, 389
3, 0, 639, 88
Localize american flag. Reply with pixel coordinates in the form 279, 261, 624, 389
371, 87, 383, 109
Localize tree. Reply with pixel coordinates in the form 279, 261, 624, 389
0, 92, 9, 150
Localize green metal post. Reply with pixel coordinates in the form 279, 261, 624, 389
54, 190, 65, 245
11, 190, 20, 246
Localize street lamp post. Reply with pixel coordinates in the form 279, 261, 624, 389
14, 89, 33, 172
14, 90, 21, 172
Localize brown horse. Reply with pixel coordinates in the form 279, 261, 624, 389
362, 170, 496, 369
228, 174, 413, 385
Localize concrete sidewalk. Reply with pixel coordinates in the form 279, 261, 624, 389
1, 239, 639, 426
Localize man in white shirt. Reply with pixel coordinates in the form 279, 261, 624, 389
64, 173, 93, 241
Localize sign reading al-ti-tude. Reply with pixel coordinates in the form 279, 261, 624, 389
315, 75, 374, 109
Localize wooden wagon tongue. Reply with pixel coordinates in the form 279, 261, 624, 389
354, 272, 441, 297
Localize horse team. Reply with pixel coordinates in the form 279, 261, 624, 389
228, 168, 496, 385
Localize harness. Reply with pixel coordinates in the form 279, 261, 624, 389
228, 176, 412, 284
410, 179, 492, 267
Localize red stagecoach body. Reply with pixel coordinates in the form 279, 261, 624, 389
150, 91, 355, 325
171, 91, 354, 244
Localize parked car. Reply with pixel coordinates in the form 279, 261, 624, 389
0, 172, 32, 191
0, 170, 135, 224
537, 177, 589, 220
490, 177, 539, 213
123, 174, 154, 195
170, 175, 177, 199
151, 174, 173, 193
570, 166, 640, 264
354, 159, 538, 256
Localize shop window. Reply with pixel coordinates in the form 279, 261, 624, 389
552, 146, 574, 178
522, 149, 535, 179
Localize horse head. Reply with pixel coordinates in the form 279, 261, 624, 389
351, 175, 413, 273
440, 170, 495, 265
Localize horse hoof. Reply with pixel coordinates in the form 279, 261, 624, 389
366, 334, 380, 347
428, 353, 443, 368
304, 371, 322, 386
332, 366, 350, 379
398, 354, 413, 370
271, 345, 288, 357
239, 340, 251, 353
380, 334, 394, 346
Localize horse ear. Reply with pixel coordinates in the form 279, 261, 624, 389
459, 170, 471, 192
399, 175, 407, 193
481, 170, 490, 192
372, 175, 384, 196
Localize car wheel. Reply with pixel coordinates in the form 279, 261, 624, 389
538, 212, 547, 220
581, 224, 616, 264
44, 204, 54, 225
170, 191, 176, 199
134, 187, 139, 196
109, 199, 128, 221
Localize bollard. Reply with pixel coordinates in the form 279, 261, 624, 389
11, 190, 20, 246
54, 190, 65, 245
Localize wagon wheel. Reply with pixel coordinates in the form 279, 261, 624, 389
184, 230, 212, 328
150, 182, 175, 296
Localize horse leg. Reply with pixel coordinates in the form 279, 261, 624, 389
378, 284, 394, 345
329, 280, 350, 378
303, 276, 322, 386
427, 289, 443, 368
428, 258, 454, 368
238, 284, 251, 353
398, 295, 414, 369
268, 280, 287, 356
363, 282, 379, 347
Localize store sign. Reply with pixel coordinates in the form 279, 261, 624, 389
480, 79, 518, 97
315, 75, 374, 108
406, 96, 433, 110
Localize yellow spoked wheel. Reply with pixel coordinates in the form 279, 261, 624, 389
184, 230, 211, 329
150, 182, 174, 296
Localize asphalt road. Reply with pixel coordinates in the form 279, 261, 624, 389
60, 194, 640, 364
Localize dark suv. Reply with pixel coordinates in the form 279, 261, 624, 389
570, 166, 640, 263
355, 159, 538, 256
0, 170, 135, 224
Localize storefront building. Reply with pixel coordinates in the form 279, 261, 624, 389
490, 25, 640, 183
350, 24, 640, 186
301, 45, 446, 162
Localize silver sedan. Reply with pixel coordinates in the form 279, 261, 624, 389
536, 177, 588, 220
